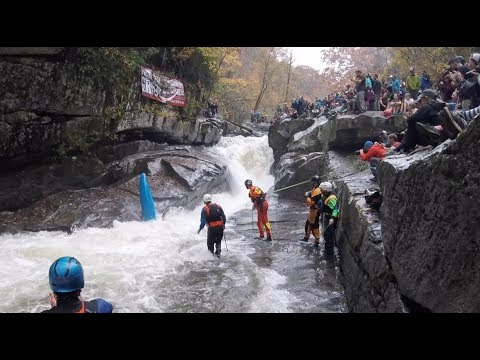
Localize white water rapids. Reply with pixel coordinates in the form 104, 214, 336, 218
0, 135, 303, 313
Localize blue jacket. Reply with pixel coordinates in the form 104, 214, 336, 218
421, 76, 432, 90
392, 79, 401, 93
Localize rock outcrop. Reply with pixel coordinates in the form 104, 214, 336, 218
0, 145, 229, 233
273, 152, 328, 200
268, 117, 315, 162
319, 112, 406, 150
269, 113, 406, 160
270, 109, 480, 312
377, 119, 480, 312
0, 48, 224, 216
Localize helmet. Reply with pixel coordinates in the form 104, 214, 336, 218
48, 256, 84, 293
364, 141, 373, 150
319, 181, 333, 192
311, 175, 320, 184
203, 194, 212, 203
244, 179, 252, 188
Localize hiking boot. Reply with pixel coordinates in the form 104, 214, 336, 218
314, 239, 320, 246
265, 236, 272, 241
254, 236, 265, 240
300, 238, 309, 242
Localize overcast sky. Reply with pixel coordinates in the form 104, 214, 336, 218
286, 47, 329, 71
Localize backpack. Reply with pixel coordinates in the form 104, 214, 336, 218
365, 191, 383, 211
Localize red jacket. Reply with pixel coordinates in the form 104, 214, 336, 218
360, 143, 386, 161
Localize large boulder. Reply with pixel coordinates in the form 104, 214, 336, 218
0, 145, 229, 233
274, 151, 328, 200
319, 112, 407, 150
268, 117, 315, 162
377, 119, 480, 312
114, 114, 223, 146
0, 156, 109, 212
286, 117, 328, 153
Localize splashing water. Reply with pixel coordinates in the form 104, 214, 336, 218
0, 135, 300, 313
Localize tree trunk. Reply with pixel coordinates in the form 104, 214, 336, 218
284, 52, 293, 103
253, 50, 275, 112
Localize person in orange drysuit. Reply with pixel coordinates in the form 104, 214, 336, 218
244, 179, 272, 241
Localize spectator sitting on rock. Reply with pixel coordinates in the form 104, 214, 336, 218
385, 133, 402, 155
454, 103, 480, 122
446, 90, 460, 111
395, 89, 445, 153
388, 133, 402, 148
404, 93, 416, 117
379, 91, 389, 111
384, 93, 402, 117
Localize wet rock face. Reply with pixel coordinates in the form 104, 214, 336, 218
334, 176, 405, 313
274, 152, 328, 201
0, 145, 229, 233
0, 50, 222, 166
0, 156, 109, 212
0, 50, 224, 217
320, 112, 407, 150
114, 115, 223, 146
287, 117, 328, 154
268, 118, 315, 162
378, 120, 480, 312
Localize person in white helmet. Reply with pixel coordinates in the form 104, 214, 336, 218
197, 194, 226, 258
317, 182, 340, 257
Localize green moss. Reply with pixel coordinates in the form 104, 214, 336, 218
56, 124, 118, 156
69, 47, 215, 124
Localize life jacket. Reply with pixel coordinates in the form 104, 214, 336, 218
249, 186, 266, 203
44, 299, 113, 313
319, 193, 341, 219
204, 203, 224, 228
306, 187, 322, 210
73, 301, 86, 313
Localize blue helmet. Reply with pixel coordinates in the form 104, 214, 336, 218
364, 141, 373, 150
48, 256, 85, 293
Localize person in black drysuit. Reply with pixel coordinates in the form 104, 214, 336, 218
197, 193, 227, 258
395, 89, 445, 153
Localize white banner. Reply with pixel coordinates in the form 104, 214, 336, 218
140, 66, 186, 107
